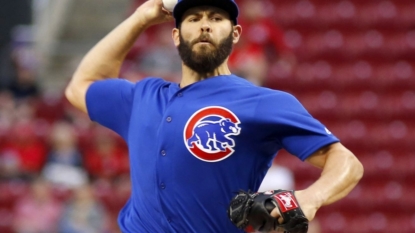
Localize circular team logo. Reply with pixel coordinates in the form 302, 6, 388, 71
183, 106, 241, 162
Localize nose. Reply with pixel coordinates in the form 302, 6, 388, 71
201, 26, 211, 33
200, 18, 212, 33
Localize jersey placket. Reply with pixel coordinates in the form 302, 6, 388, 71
154, 90, 185, 230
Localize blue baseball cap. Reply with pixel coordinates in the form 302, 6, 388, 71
173, 0, 239, 28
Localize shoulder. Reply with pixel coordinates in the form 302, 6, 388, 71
89, 77, 174, 99
134, 77, 174, 92
227, 75, 299, 102
253, 85, 298, 103
135, 77, 167, 88
230, 75, 292, 94
253, 87, 306, 114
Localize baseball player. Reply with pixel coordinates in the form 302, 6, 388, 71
65, 0, 364, 232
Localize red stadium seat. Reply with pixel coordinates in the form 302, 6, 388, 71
319, 212, 348, 232
400, 4, 415, 27
0, 209, 13, 233
267, 1, 413, 232
393, 152, 415, 179
358, 151, 395, 179
0, 181, 29, 210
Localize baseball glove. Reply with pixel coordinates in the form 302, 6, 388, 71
227, 189, 308, 233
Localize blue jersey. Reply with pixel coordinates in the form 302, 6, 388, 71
86, 75, 339, 233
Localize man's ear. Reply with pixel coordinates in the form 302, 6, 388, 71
232, 25, 242, 44
172, 28, 180, 46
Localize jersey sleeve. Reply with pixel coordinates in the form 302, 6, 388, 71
86, 79, 135, 140
259, 92, 339, 161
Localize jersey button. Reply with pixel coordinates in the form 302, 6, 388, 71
166, 117, 172, 122
161, 150, 166, 156
160, 183, 166, 189
167, 218, 172, 223
177, 92, 183, 97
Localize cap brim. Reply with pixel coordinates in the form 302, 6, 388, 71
173, 0, 239, 28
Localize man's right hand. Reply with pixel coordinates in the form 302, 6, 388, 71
135, 0, 174, 28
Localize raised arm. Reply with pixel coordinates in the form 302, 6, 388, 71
65, 0, 173, 113
271, 142, 364, 221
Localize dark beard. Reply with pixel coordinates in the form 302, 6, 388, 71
177, 31, 234, 74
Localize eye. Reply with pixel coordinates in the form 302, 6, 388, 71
188, 17, 199, 22
211, 16, 223, 21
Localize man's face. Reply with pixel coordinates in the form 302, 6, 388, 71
174, 6, 240, 74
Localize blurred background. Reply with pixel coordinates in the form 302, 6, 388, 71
0, 0, 414, 232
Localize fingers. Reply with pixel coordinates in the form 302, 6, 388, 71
161, 8, 174, 19
162, 12, 174, 23
154, 0, 174, 22
136, 0, 175, 26
277, 216, 284, 224
153, 0, 164, 6
270, 207, 281, 218
270, 207, 285, 224
161, 7, 170, 14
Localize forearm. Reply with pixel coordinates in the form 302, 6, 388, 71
72, 11, 149, 82
65, 11, 148, 113
65, 0, 173, 113
305, 146, 364, 208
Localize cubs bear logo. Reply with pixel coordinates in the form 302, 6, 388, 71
183, 106, 241, 162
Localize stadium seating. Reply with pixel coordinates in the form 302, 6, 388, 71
1, 1, 412, 232
270, 0, 414, 232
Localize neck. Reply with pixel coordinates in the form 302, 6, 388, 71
179, 61, 231, 88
